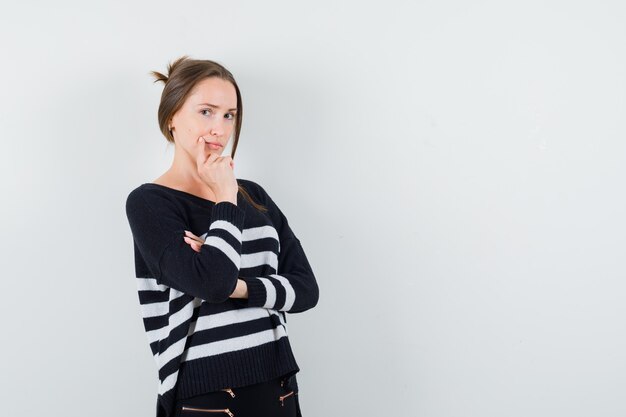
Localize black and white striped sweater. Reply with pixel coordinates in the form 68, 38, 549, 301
124, 178, 319, 417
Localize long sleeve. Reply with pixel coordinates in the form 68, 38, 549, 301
239, 187, 319, 314
125, 188, 246, 303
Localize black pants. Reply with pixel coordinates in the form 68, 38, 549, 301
173, 374, 302, 417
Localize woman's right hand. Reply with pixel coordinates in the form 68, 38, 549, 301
196, 137, 238, 204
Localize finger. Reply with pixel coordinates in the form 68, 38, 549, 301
207, 152, 219, 163
184, 237, 202, 252
223, 156, 234, 169
184, 234, 204, 245
196, 137, 210, 168
218, 156, 233, 167
184, 230, 205, 244
205, 150, 220, 165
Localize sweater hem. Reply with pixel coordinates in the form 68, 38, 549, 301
175, 336, 300, 399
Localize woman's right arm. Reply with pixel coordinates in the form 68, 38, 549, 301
125, 189, 246, 302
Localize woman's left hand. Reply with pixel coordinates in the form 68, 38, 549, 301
183, 230, 204, 252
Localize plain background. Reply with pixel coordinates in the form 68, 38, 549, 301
1, 1, 625, 416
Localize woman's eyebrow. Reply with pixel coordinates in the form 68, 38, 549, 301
197, 102, 237, 111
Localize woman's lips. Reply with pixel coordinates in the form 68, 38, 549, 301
205, 142, 222, 150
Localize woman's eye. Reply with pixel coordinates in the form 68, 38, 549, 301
201, 109, 212, 116
225, 113, 235, 120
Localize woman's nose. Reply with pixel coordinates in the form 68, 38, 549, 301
208, 120, 225, 136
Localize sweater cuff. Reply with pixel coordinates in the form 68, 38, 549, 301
240, 277, 269, 308
211, 201, 246, 228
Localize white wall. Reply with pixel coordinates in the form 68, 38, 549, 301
1, 1, 624, 416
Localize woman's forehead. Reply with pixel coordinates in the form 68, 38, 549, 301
188, 78, 237, 108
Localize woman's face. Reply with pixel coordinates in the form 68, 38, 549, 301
170, 76, 238, 159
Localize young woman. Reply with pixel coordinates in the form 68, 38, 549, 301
125, 56, 319, 417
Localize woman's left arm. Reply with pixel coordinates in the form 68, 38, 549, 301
240, 233, 319, 313
240, 188, 319, 314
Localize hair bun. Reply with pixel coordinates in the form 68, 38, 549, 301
150, 55, 191, 85
149, 70, 169, 84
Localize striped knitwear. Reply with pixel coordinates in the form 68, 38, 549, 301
125, 178, 319, 417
